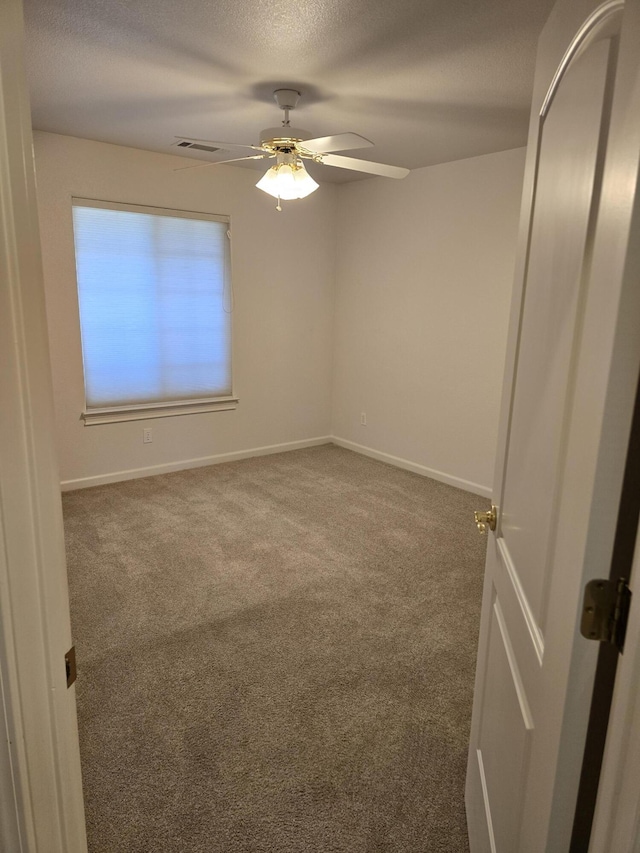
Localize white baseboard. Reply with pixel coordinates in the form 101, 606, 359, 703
60, 436, 333, 491
61, 434, 492, 498
330, 436, 492, 498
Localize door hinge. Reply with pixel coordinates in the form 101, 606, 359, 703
65, 645, 77, 688
580, 578, 632, 653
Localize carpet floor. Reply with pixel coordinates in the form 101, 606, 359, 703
63, 444, 486, 852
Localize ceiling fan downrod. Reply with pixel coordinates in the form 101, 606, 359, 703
274, 88, 301, 128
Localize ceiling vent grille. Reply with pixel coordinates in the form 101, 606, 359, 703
174, 140, 220, 153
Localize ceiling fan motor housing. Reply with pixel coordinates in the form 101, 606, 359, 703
259, 127, 312, 149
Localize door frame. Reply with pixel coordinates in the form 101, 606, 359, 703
589, 518, 640, 850
587, 0, 640, 845
2, 0, 640, 850
0, 0, 87, 850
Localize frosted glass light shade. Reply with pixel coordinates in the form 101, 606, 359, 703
256, 161, 319, 199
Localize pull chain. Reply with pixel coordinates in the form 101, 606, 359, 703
276, 195, 282, 212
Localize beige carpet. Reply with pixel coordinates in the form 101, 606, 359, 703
63, 444, 486, 852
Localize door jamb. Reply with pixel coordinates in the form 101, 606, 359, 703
0, 0, 87, 850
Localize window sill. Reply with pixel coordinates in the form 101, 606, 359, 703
82, 397, 239, 425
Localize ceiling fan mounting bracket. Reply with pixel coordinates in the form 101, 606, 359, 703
273, 89, 301, 111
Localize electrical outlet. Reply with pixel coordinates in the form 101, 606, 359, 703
143, 427, 153, 444
360, 412, 367, 426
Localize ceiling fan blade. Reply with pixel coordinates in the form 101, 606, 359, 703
320, 153, 409, 179
173, 154, 268, 172
175, 136, 265, 153
300, 132, 374, 153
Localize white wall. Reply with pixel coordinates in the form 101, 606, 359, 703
331, 148, 526, 495
34, 132, 337, 487
35, 135, 525, 493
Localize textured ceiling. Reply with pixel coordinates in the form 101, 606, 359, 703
23, 0, 555, 183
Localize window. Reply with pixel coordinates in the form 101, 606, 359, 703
71, 199, 236, 424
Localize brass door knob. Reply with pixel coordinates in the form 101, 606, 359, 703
474, 506, 497, 534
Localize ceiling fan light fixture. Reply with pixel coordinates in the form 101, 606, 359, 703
256, 158, 319, 201
292, 165, 320, 198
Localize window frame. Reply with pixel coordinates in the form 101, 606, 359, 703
71, 197, 238, 425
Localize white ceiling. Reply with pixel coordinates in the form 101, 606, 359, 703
23, 0, 555, 183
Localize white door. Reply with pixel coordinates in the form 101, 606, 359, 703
465, 0, 640, 850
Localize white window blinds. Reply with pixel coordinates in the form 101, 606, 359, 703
72, 200, 232, 414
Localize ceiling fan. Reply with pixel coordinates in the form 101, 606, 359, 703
175, 88, 410, 210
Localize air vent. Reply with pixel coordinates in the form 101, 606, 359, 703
174, 140, 220, 153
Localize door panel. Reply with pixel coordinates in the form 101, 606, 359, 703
496, 537, 544, 667
501, 36, 613, 635
477, 595, 533, 851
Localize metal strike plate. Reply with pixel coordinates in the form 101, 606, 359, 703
65, 646, 77, 688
